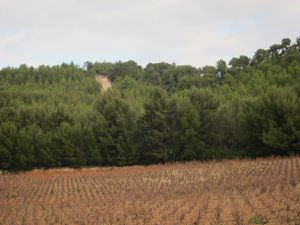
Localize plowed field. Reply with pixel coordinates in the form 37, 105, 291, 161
1, 157, 300, 224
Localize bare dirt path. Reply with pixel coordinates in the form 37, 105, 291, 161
95, 74, 112, 92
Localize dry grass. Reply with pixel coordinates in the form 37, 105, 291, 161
1, 157, 300, 225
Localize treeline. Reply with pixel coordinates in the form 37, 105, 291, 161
1, 37, 300, 170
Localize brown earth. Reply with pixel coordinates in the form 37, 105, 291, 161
0, 157, 300, 224
95, 74, 112, 91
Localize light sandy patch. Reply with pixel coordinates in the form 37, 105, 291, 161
96, 74, 112, 92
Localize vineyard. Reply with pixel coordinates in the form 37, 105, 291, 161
0, 157, 300, 225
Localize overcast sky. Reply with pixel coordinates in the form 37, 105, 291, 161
0, 0, 299, 68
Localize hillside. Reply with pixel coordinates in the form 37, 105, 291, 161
0, 36, 300, 170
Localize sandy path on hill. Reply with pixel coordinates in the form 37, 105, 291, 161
95, 74, 111, 91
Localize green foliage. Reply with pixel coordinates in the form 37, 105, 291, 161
216, 59, 227, 79
1, 36, 300, 170
87, 60, 143, 81
95, 90, 137, 165
168, 95, 203, 160
183, 88, 220, 147
138, 88, 172, 163
248, 215, 268, 224
245, 87, 300, 154
0, 122, 17, 169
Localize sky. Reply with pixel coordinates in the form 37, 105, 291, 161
0, 0, 299, 68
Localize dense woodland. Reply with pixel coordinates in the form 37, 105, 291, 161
1, 37, 300, 170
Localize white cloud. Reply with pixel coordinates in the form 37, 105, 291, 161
0, 0, 299, 67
